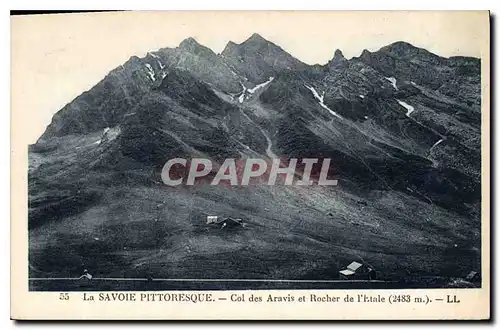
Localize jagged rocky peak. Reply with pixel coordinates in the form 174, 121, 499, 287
381, 41, 419, 54
221, 40, 237, 55
380, 41, 436, 59
334, 49, 345, 58
328, 49, 347, 69
219, 32, 306, 82
178, 37, 216, 57
221, 33, 273, 55
379, 41, 445, 66
246, 32, 268, 43
360, 49, 371, 58
241, 33, 284, 52
123, 55, 143, 68
178, 37, 200, 48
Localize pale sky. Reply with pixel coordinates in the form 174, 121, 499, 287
11, 11, 489, 144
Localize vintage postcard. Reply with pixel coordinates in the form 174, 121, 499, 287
11, 10, 490, 320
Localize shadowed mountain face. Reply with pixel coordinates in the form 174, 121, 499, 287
29, 34, 482, 289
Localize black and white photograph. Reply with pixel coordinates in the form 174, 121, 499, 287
10, 10, 491, 320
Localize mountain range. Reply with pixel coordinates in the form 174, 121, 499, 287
28, 33, 482, 289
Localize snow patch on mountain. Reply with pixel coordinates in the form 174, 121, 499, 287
223, 62, 238, 76
431, 138, 444, 150
304, 84, 325, 102
304, 84, 343, 119
385, 77, 398, 90
319, 102, 343, 119
145, 64, 156, 81
101, 126, 121, 144
396, 99, 415, 117
248, 77, 274, 93
238, 83, 247, 103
